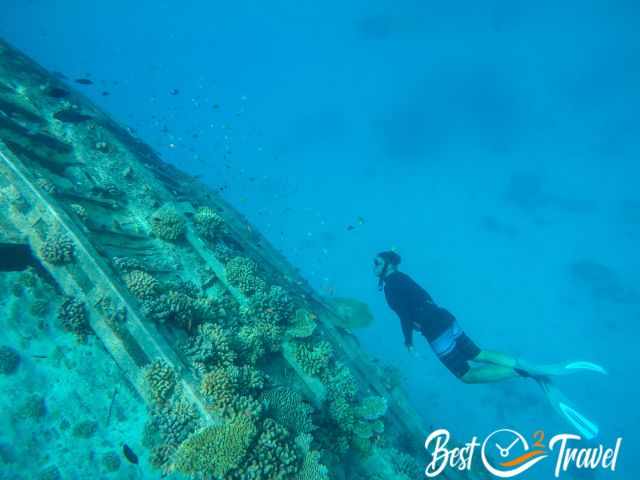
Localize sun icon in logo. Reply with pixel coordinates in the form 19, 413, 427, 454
481, 429, 548, 478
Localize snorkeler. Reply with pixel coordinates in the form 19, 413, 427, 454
375, 250, 607, 439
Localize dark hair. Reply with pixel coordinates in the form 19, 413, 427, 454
377, 251, 401, 267
376, 251, 401, 291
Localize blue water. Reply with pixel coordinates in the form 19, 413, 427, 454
2, 1, 639, 479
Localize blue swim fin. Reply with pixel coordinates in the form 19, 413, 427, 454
536, 378, 599, 440
518, 359, 608, 377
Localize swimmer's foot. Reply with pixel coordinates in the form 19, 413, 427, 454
516, 359, 608, 378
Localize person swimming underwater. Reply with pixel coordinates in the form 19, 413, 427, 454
375, 250, 607, 439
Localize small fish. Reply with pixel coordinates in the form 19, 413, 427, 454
122, 444, 138, 464
357, 216, 365, 225
46, 87, 69, 98
75, 78, 93, 85
101, 91, 110, 96
169, 88, 180, 95
346, 225, 355, 231
32, 354, 48, 359
53, 110, 93, 123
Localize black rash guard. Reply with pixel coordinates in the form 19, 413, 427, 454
383, 271, 455, 346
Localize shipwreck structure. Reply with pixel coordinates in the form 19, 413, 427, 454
0, 38, 489, 479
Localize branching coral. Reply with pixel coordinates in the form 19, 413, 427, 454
293, 341, 333, 377
213, 241, 235, 263
194, 206, 226, 240
150, 204, 185, 241
143, 359, 177, 406
124, 270, 160, 300
225, 256, 266, 296
163, 290, 196, 330
233, 418, 300, 479
325, 362, 358, 401
192, 295, 226, 324
173, 414, 257, 477
150, 443, 177, 474
247, 285, 296, 325
354, 396, 388, 421
182, 323, 237, 374
232, 365, 266, 392
327, 395, 355, 433
296, 450, 329, 480
235, 317, 283, 364
236, 325, 267, 365
57, 297, 92, 341
200, 365, 265, 419
256, 317, 284, 353
260, 387, 315, 435
40, 231, 74, 264
112, 256, 147, 273
0, 345, 20, 375
153, 400, 199, 448
201, 366, 235, 410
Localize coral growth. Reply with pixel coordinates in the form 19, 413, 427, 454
0, 345, 20, 375
150, 204, 185, 241
213, 242, 235, 263
173, 414, 257, 477
354, 396, 388, 421
40, 231, 74, 264
72, 420, 98, 438
69, 203, 88, 223
138, 280, 221, 331
260, 387, 315, 435
154, 400, 199, 446
163, 290, 196, 329
194, 206, 226, 240
182, 323, 237, 374
143, 359, 177, 405
101, 451, 121, 472
200, 365, 264, 419
235, 418, 299, 479
234, 314, 284, 365
247, 285, 296, 325
225, 256, 266, 296
293, 341, 333, 376
57, 297, 92, 341
297, 450, 329, 480
15, 394, 47, 421
123, 270, 160, 300
326, 362, 358, 401
112, 256, 148, 273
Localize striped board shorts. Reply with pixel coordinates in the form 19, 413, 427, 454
428, 321, 481, 378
